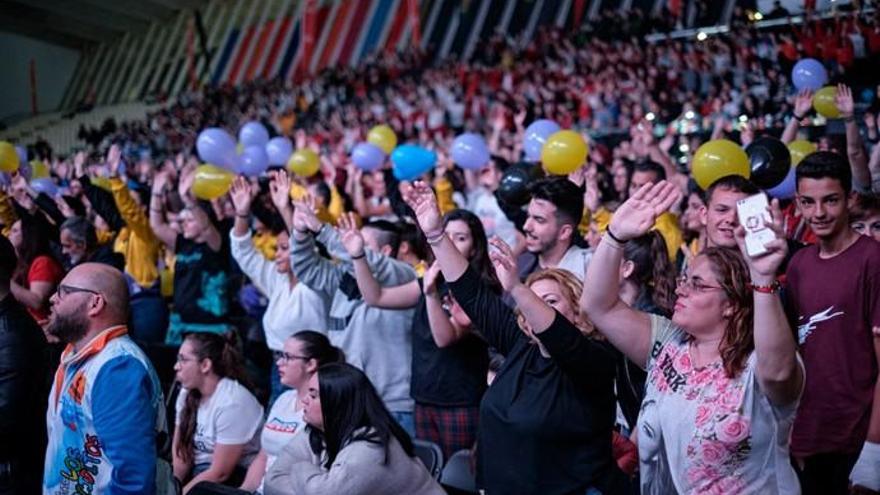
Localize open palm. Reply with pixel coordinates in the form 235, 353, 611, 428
229, 176, 252, 215
269, 170, 292, 213
609, 181, 680, 241
337, 212, 364, 257
402, 181, 443, 234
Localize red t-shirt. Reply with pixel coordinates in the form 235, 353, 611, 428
27, 255, 64, 323
786, 235, 880, 456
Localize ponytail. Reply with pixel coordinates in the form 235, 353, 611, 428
175, 331, 251, 465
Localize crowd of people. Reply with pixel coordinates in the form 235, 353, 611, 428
2, 5, 880, 495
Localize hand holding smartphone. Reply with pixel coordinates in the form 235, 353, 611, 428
736, 193, 777, 258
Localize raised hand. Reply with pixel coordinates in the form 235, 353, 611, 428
608, 180, 680, 241
292, 192, 322, 233
178, 165, 196, 200
337, 212, 365, 257
423, 260, 442, 296
268, 169, 292, 214
73, 151, 87, 178
835, 84, 854, 119
794, 89, 813, 119
401, 180, 443, 234
55, 196, 75, 218
152, 171, 169, 195
229, 176, 253, 216
734, 197, 788, 282
488, 237, 521, 292
106, 144, 122, 177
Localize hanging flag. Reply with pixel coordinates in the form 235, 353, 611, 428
572, 0, 587, 30
302, 0, 318, 75
186, 17, 198, 91
408, 0, 421, 46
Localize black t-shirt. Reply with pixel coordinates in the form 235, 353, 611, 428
173, 234, 230, 324
410, 280, 488, 407
447, 266, 624, 495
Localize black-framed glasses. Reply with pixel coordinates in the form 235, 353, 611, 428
676, 274, 723, 293
273, 350, 310, 363
57, 284, 101, 299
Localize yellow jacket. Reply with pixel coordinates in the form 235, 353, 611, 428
434, 176, 457, 215
0, 192, 16, 236
290, 182, 344, 225
110, 178, 161, 288
582, 207, 682, 261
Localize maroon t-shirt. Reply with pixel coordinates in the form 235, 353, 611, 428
786, 235, 880, 456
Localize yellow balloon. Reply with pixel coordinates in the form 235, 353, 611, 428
812, 86, 840, 119
0, 141, 17, 172
287, 149, 320, 177
192, 164, 234, 200
692, 139, 750, 190
91, 177, 112, 191
540, 130, 589, 175
788, 140, 817, 167
30, 160, 49, 179
367, 125, 397, 154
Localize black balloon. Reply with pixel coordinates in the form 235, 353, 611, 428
745, 137, 791, 190
497, 162, 544, 207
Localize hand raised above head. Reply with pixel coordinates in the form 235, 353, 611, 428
337, 212, 365, 257
402, 180, 443, 235
608, 180, 681, 242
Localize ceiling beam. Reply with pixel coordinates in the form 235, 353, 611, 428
77, 0, 175, 22
0, 20, 88, 49
3, 0, 148, 33
0, 1, 120, 43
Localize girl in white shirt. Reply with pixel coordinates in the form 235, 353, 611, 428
173, 332, 264, 494
239, 331, 345, 493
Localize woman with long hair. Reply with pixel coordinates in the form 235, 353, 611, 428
239, 331, 344, 493
8, 218, 64, 324
264, 363, 444, 495
173, 332, 264, 494
401, 181, 626, 494
337, 208, 496, 458
582, 181, 803, 493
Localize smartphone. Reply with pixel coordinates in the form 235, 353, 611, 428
736, 193, 776, 257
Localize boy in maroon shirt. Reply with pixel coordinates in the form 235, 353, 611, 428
786, 151, 880, 494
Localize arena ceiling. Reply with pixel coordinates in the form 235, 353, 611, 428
0, 0, 207, 49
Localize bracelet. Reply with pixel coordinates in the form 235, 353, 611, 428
236, 213, 249, 219
424, 228, 444, 240
426, 231, 446, 245
150, 208, 163, 213
605, 227, 626, 244
748, 280, 781, 294
152, 192, 164, 197
351, 252, 366, 260
844, 116, 856, 123
294, 228, 312, 236
793, 112, 805, 120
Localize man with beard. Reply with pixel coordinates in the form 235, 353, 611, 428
42, 263, 168, 495
0, 236, 48, 495
516, 177, 591, 281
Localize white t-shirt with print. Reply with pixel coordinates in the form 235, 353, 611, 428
261, 390, 306, 471
637, 315, 802, 495
176, 378, 264, 468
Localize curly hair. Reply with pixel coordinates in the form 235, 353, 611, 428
701, 247, 754, 378
516, 268, 600, 339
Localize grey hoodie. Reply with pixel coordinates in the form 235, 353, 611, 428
291, 225, 416, 413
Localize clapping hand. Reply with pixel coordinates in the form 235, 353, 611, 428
401, 180, 442, 235
608, 180, 680, 241
337, 212, 365, 258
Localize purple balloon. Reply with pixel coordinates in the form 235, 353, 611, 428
0, 173, 10, 187
351, 142, 386, 171
238, 146, 270, 177
31, 178, 58, 196
15, 146, 27, 167
523, 119, 561, 162
239, 121, 270, 148
792, 58, 828, 92
17, 161, 31, 181
451, 133, 490, 170
197, 128, 238, 170
265, 137, 293, 166
766, 166, 795, 200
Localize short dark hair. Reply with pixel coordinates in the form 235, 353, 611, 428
0, 235, 16, 287
796, 151, 852, 194
527, 177, 584, 226
60, 216, 97, 251
704, 175, 760, 204
632, 160, 667, 182
851, 193, 880, 221
362, 219, 401, 257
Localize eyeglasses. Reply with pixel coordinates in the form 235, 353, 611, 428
176, 354, 199, 364
56, 284, 101, 299
273, 350, 310, 363
676, 274, 723, 293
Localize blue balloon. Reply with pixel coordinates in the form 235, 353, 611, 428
791, 58, 828, 92
523, 119, 561, 162
0, 172, 10, 187
197, 128, 238, 170
239, 121, 270, 148
238, 145, 270, 177
15, 145, 27, 167
265, 137, 293, 166
451, 133, 490, 170
391, 145, 437, 181
31, 178, 58, 196
766, 166, 795, 200
351, 142, 386, 171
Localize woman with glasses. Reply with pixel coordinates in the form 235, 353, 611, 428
582, 181, 803, 494
239, 331, 344, 494
173, 332, 264, 494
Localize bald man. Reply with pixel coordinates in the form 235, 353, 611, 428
43, 263, 170, 495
